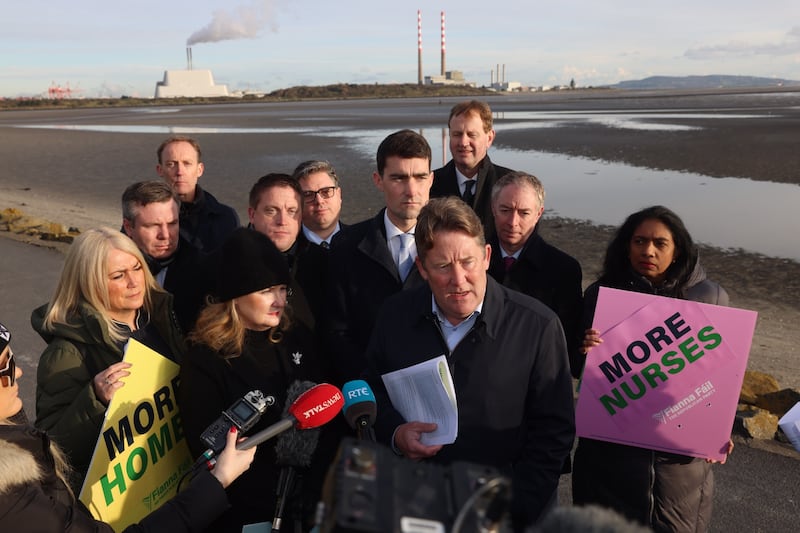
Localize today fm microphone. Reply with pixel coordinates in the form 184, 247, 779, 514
342, 380, 377, 441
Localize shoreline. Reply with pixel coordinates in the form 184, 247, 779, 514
4, 201, 798, 393
2, 92, 797, 393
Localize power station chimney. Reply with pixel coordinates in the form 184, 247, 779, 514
186, 47, 193, 70
502, 64, 506, 84
440, 11, 446, 76
417, 10, 423, 85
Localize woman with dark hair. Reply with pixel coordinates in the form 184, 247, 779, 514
0, 321, 257, 532
572, 205, 730, 533
178, 228, 332, 532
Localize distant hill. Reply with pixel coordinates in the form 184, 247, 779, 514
612, 75, 800, 90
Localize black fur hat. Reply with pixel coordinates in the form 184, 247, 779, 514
214, 228, 291, 302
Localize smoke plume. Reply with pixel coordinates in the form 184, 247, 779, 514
187, 0, 281, 46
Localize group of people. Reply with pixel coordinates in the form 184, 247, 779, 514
0, 99, 733, 532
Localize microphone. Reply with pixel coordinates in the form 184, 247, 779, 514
274, 381, 322, 467
342, 380, 377, 441
193, 383, 342, 473
272, 381, 324, 532
237, 382, 343, 450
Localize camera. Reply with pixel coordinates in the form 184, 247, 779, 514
200, 390, 273, 455
319, 438, 511, 533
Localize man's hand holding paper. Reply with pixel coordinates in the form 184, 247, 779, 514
381, 354, 458, 446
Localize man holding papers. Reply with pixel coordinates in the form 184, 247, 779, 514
364, 197, 575, 530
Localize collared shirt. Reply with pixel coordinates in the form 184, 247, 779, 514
302, 223, 341, 247
384, 211, 416, 271
499, 245, 522, 261
431, 295, 484, 352
455, 167, 478, 198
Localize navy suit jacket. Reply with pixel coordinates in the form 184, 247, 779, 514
324, 209, 426, 383
431, 155, 513, 238
488, 232, 584, 377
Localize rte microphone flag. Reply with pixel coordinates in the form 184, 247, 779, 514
342, 380, 377, 441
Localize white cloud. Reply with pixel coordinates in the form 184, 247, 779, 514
685, 27, 800, 60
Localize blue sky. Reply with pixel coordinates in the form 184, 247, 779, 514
2, 0, 799, 98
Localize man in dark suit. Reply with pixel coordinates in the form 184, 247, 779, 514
121, 180, 209, 333
364, 196, 575, 529
487, 171, 585, 378
292, 160, 345, 248
156, 136, 239, 253
247, 173, 324, 330
431, 100, 513, 238
326, 130, 434, 383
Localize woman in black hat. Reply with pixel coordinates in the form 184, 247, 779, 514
0, 321, 257, 532
178, 227, 332, 532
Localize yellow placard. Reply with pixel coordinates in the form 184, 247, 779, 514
79, 339, 193, 531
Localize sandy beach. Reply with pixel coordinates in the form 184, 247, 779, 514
1, 89, 798, 391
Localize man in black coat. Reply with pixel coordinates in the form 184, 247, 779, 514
156, 136, 240, 253
292, 160, 346, 247
487, 171, 585, 378
364, 197, 575, 530
431, 100, 513, 238
325, 130, 434, 383
122, 180, 210, 333
247, 173, 323, 331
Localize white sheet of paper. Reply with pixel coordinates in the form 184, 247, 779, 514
381, 354, 458, 445
778, 401, 800, 453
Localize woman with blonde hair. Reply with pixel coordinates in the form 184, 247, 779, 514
0, 321, 256, 532
179, 227, 331, 532
32, 227, 185, 490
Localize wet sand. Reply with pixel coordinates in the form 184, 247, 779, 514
1, 89, 798, 390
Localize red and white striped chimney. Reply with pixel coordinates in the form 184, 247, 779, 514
441, 11, 446, 76
418, 10, 423, 85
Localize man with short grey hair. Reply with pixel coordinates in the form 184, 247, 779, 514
488, 171, 584, 377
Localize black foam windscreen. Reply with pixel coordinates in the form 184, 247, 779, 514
274, 380, 320, 467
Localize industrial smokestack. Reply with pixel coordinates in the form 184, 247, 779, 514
502, 64, 506, 84
186, 47, 193, 70
440, 11, 446, 76
417, 10, 423, 85
491, 69, 494, 86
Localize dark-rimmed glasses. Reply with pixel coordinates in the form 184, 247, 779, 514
301, 186, 338, 202
0, 348, 15, 387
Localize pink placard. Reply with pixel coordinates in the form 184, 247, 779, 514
575, 287, 758, 461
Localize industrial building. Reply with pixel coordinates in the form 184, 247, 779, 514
154, 48, 228, 98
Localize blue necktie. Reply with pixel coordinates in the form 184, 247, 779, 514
397, 233, 414, 280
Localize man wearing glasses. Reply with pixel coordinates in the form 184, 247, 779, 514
292, 160, 345, 248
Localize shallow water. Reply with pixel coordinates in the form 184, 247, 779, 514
327, 127, 800, 262
8, 105, 800, 261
